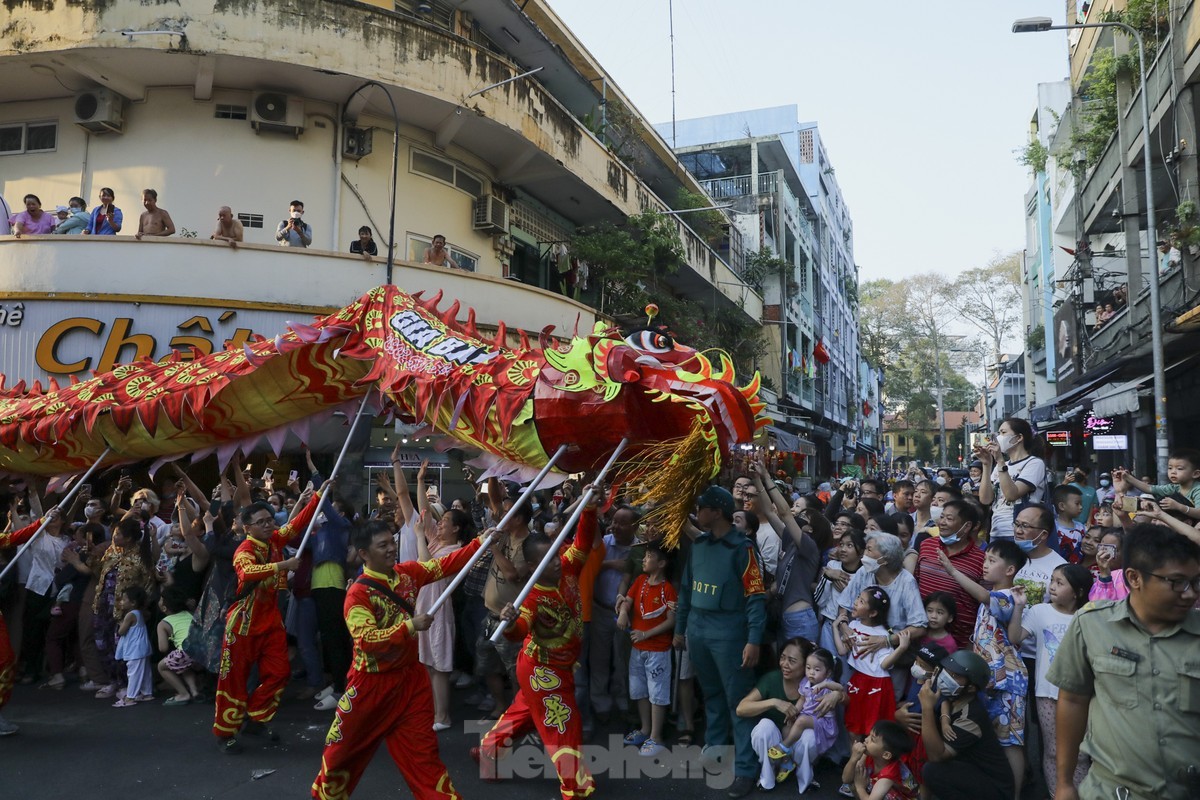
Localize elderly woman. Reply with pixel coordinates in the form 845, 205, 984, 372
834, 532, 927, 694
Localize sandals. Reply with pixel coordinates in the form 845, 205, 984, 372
676, 730, 694, 747
111, 697, 138, 708
40, 676, 65, 690
163, 696, 191, 707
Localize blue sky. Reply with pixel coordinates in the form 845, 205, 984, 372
552, 1, 1071, 283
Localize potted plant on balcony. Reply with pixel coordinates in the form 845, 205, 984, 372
1170, 200, 1200, 257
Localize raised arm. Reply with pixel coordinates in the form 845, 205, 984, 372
389, 442, 416, 526
935, 548, 989, 604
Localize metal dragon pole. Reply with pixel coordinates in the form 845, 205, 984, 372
489, 437, 630, 643
426, 443, 571, 616
0, 446, 113, 582
295, 391, 374, 558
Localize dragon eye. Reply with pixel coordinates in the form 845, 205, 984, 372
627, 330, 674, 354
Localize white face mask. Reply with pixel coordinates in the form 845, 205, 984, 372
910, 664, 928, 682
935, 476, 947, 486
860, 554, 881, 571
1100, 479, 1111, 488
995, 433, 1018, 453
290, 210, 303, 219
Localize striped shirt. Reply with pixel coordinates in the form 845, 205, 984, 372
915, 538, 985, 649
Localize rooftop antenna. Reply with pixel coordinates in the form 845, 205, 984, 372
669, 0, 677, 148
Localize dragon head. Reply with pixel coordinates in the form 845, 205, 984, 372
537, 322, 766, 476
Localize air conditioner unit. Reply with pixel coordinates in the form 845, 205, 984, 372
343, 126, 373, 160
74, 89, 125, 134
250, 92, 305, 136
473, 195, 509, 233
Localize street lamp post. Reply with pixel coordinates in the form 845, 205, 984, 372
344, 81, 400, 285
1012, 16, 1169, 477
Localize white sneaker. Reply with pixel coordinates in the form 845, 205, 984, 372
314, 694, 338, 711
314, 684, 336, 702
0, 714, 18, 736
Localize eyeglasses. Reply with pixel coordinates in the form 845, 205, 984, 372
1012, 522, 1045, 533
248, 517, 273, 528
1144, 572, 1200, 593
743, 492, 759, 499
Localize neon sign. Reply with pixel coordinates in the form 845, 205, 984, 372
1085, 413, 1114, 434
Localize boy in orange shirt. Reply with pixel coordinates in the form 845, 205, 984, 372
616, 543, 676, 757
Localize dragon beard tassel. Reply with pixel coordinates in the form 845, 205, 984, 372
619, 417, 718, 550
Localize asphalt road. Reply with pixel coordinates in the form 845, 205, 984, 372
0, 681, 846, 799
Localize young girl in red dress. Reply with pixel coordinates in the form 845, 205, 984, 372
837, 586, 909, 740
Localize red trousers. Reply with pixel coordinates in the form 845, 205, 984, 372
481, 654, 595, 800
0, 613, 14, 710
312, 662, 460, 800
212, 624, 289, 737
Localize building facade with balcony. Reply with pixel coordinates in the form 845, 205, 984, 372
657, 106, 874, 475
1023, 0, 1200, 476
0, 0, 760, 497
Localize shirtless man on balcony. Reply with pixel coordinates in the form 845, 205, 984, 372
422, 234, 461, 270
211, 206, 244, 247
135, 189, 176, 239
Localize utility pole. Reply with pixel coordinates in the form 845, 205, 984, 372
933, 333, 946, 466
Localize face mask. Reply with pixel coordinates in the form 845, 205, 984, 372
996, 433, 1017, 453
910, 664, 928, 682
1100, 479, 1111, 488
940, 524, 966, 547
935, 476, 947, 486
860, 554, 881, 571
1016, 536, 1039, 553
290, 210, 303, 219
935, 668, 965, 698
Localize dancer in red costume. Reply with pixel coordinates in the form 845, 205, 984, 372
311, 518, 487, 800
475, 496, 600, 800
0, 507, 60, 736
213, 482, 326, 752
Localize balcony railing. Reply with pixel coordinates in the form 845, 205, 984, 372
698, 172, 815, 242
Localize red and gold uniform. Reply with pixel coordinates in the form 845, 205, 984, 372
480, 507, 598, 800
212, 494, 321, 738
0, 519, 43, 709
312, 538, 482, 800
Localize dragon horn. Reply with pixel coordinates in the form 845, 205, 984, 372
465, 307, 478, 338
440, 300, 461, 326
493, 321, 507, 348
538, 325, 557, 350
518, 329, 530, 351
47, 377, 60, 393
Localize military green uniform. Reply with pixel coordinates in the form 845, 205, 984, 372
1046, 599, 1200, 800
675, 528, 766, 778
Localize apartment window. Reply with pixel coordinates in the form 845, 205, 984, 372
898, 436, 906, 447
410, 150, 484, 198
0, 121, 57, 155
407, 234, 478, 272
215, 105, 248, 120
237, 213, 264, 229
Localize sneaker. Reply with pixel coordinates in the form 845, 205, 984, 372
241, 720, 280, 742
0, 715, 18, 736
94, 684, 116, 699
727, 776, 755, 799
217, 736, 243, 755
432, 721, 452, 732
314, 694, 338, 712
314, 684, 336, 702
639, 737, 667, 757
79, 680, 101, 692
837, 784, 854, 798
623, 730, 649, 747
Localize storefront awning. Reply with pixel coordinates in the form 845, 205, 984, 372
1092, 377, 1148, 417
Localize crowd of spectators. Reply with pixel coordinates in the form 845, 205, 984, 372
1, 423, 1197, 800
